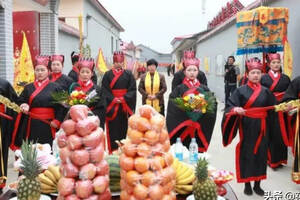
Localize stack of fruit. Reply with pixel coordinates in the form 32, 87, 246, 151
38, 165, 61, 194
119, 105, 176, 200
172, 158, 196, 195
56, 105, 111, 200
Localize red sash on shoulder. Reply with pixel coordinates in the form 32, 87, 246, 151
268, 71, 285, 101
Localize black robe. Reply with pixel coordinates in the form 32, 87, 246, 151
171, 70, 207, 91
69, 82, 106, 129
222, 83, 276, 183
68, 69, 98, 85
11, 81, 65, 148
102, 69, 136, 153
282, 76, 300, 182
238, 75, 248, 87
0, 78, 18, 188
166, 83, 217, 152
261, 72, 291, 168
49, 73, 73, 92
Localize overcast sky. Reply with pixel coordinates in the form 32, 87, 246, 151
99, 0, 256, 53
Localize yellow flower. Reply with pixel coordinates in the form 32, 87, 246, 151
183, 96, 190, 101
184, 103, 189, 107
69, 100, 74, 106
202, 108, 206, 113
79, 99, 85, 103
71, 91, 79, 98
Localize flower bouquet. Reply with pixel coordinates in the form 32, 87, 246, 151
172, 89, 216, 121
209, 169, 234, 196
52, 89, 99, 107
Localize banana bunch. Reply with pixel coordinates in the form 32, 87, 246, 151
38, 165, 61, 194
172, 158, 195, 195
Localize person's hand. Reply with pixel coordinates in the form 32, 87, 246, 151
20, 103, 29, 114
284, 103, 295, 112
233, 107, 245, 115
50, 121, 58, 129
147, 95, 156, 100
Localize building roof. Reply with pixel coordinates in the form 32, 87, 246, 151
170, 33, 197, 45
90, 0, 125, 32
58, 21, 80, 38
137, 44, 171, 56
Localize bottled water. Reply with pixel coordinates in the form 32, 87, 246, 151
189, 138, 198, 164
175, 138, 183, 161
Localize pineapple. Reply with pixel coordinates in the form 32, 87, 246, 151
193, 158, 218, 200
17, 140, 42, 200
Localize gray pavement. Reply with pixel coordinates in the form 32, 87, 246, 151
5, 71, 299, 199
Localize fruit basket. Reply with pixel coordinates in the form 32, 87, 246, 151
210, 170, 234, 196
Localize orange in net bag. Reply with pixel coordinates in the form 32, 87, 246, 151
120, 105, 176, 200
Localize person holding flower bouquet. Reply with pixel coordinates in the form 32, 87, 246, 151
68, 57, 106, 128
221, 58, 276, 196
166, 52, 217, 152
11, 56, 65, 149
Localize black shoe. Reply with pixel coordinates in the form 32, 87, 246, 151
270, 164, 284, 171
244, 183, 253, 195
253, 186, 264, 196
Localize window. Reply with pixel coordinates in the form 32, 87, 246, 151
111, 36, 114, 53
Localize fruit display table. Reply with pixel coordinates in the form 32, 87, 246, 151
0, 183, 238, 200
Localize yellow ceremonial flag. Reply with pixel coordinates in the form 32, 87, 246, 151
283, 37, 293, 78
96, 48, 108, 73
204, 57, 210, 73
13, 32, 34, 95
78, 14, 83, 54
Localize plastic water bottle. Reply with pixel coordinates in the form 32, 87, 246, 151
175, 138, 183, 161
189, 138, 198, 164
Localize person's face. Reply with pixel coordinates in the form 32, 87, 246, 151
35, 65, 49, 81
269, 59, 281, 72
79, 68, 92, 82
247, 69, 262, 83
147, 64, 156, 74
228, 58, 234, 65
51, 60, 63, 73
114, 62, 123, 69
184, 65, 199, 80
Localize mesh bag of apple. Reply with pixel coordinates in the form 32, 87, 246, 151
56, 105, 111, 200
119, 105, 176, 200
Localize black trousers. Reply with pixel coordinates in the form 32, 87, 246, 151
225, 83, 237, 105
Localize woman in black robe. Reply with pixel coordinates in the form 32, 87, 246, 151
222, 58, 276, 196
261, 53, 291, 169
0, 78, 18, 192
68, 51, 98, 85
101, 51, 136, 153
11, 56, 65, 149
69, 57, 106, 129
166, 53, 217, 152
49, 54, 73, 91
171, 51, 207, 91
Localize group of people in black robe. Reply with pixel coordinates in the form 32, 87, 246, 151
222, 52, 300, 196
1, 47, 300, 197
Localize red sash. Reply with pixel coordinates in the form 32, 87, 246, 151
105, 88, 133, 154
30, 79, 50, 106
73, 66, 79, 74
50, 73, 62, 82
0, 104, 13, 120
26, 108, 56, 139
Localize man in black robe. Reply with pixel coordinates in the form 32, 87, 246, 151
68, 51, 98, 85
49, 54, 73, 91
171, 51, 207, 91
102, 51, 136, 153
222, 58, 276, 196
0, 78, 18, 193
261, 53, 291, 170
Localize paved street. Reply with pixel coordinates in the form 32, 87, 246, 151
5, 71, 299, 199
